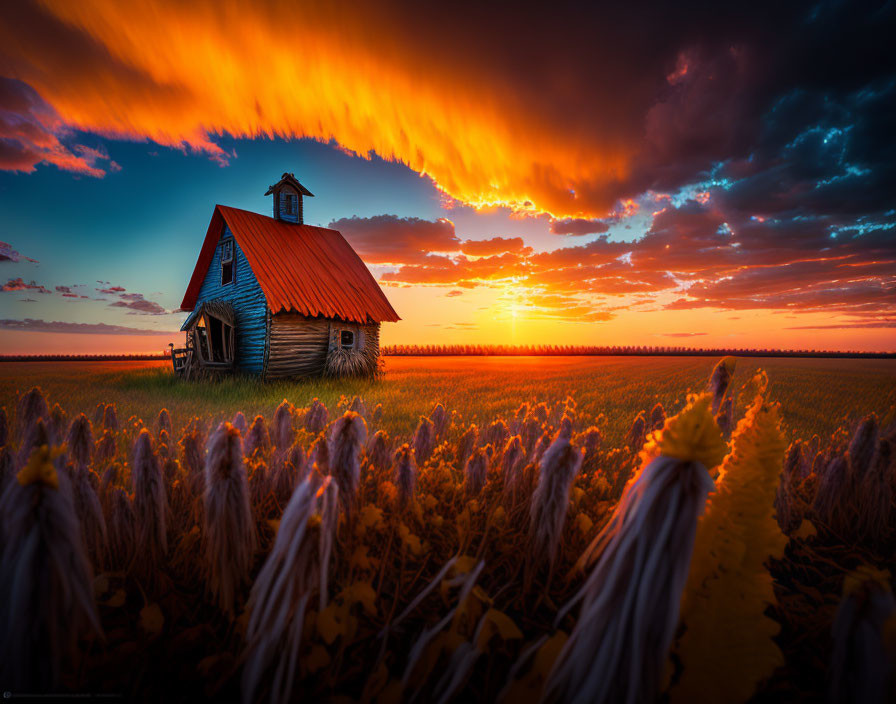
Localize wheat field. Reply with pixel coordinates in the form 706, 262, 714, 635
1, 356, 893, 443
0, 356, 894, 702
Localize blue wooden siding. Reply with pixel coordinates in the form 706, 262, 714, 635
193, 225, 268, 374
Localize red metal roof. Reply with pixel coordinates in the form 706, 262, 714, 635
181, 205, 400, 324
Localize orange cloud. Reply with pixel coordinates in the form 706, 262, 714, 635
380, 252, 530, 287
2, 277, 50, 294
0, 0, 654, 216
460, 236, 529, 257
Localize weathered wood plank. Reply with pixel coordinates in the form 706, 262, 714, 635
192, 225, 268, 374
266, 315, 381, 379
265, 313, 329, 379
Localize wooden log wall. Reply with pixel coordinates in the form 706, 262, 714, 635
266, 315, 381, 379
265, 314, 330, 378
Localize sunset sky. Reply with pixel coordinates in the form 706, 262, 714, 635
0, 0, 893, 353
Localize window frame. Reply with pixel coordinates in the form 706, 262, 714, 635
220, 239, 234, 286
283, 192, 296, 215
340, 329, 355, 350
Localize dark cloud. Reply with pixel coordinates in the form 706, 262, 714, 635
0, 77, 116, 176
329, 215, 459, 265
645, 197, 896, 317
0, 241, 38, 263
109, 292, 167, 315
54, 284, 81, 298
713, 82, 896, 224
664, 279, 894, 313
0, 318, 177, 335
521, 195, 895, 319
549, 218, 611, 236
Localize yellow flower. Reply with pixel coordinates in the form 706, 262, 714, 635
16, 444, 63, 489
673, 394, 788, 704
646, 394, 727, 470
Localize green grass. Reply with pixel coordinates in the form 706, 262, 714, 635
1, 356, 894, 446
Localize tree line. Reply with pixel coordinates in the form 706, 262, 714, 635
381, 344, 894, 359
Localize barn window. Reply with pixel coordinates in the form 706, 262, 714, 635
340, 329, 354, 350
221, 239, 234, 286
284, 193, 296, 215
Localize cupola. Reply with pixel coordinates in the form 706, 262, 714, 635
264, 172, 314, 224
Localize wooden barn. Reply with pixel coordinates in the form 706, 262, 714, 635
171, 173, 400, 379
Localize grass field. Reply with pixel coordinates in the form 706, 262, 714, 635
2, 355, 895, 701
1, 355, 893, 445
